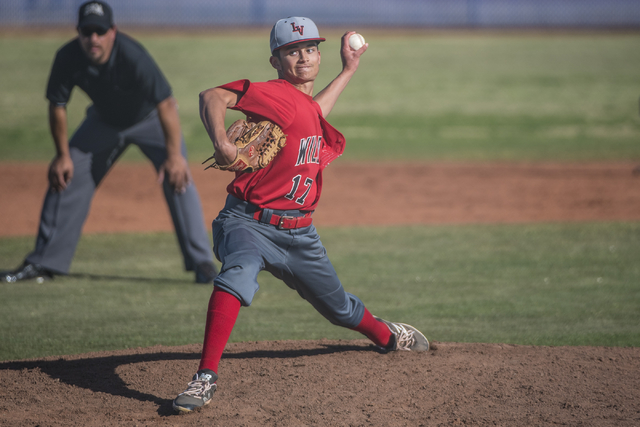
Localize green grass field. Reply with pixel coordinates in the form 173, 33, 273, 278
1, 223, 639, 361
1, 31, 639, 361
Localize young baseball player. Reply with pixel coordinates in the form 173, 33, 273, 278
172, 17, 429, 414
1, 1, 218, 284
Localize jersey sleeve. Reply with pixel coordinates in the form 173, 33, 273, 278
46, 43, 77, 106
218, 79, 297, 128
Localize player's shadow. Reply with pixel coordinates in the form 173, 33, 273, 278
0, 343, 371, 416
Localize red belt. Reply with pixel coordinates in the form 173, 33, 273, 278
252, 209, 313, 229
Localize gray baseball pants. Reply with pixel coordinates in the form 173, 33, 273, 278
25, 106, 213, 274
211, 195, 365, 328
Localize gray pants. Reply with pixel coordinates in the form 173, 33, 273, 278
26, 106, 213, 274
211, 195, 365, 328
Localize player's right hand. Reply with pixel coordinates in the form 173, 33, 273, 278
213, 137, 239, 167
48, 154, 73, 192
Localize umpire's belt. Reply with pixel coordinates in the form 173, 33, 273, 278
252, 208, 313, 230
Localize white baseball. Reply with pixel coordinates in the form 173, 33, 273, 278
348, 33, 366, 50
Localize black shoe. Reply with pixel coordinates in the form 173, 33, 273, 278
194, 262, 218, 284
2, 262, 54, 283
173, 369, 218, 414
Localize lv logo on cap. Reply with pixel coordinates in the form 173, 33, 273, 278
290, 23, 304, 35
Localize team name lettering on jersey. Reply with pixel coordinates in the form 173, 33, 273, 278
295, 136, 321, 166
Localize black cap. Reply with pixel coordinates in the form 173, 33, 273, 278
77, 1, 114, 31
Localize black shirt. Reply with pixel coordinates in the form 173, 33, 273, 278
46, 32, 172, 128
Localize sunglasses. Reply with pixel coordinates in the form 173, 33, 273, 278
80, 26, 109, 37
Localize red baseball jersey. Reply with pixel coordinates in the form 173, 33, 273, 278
218, 79, 345, 212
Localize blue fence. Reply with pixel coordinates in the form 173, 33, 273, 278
2, 0, 639, 28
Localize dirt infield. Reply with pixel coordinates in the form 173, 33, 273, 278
2, 161, 640, 236
0, 340, 638, 426
1, 161, 640, 426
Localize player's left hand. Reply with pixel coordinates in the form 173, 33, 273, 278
340, 31, 368, 73
158, 155, 192, 194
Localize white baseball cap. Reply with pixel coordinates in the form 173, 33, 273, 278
269, 17, 326, 54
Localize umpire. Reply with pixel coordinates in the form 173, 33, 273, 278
2, 1, 217, 283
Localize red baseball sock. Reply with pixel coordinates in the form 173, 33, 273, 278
351, 308, 393, 348
198, 287, 241, 374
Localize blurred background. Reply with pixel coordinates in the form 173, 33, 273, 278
2, 0, 640, 29
2, 0, 640, 164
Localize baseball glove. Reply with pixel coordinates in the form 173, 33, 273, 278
203, 120, 287, 173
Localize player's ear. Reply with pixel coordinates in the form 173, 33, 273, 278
269, 55, 281, 71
